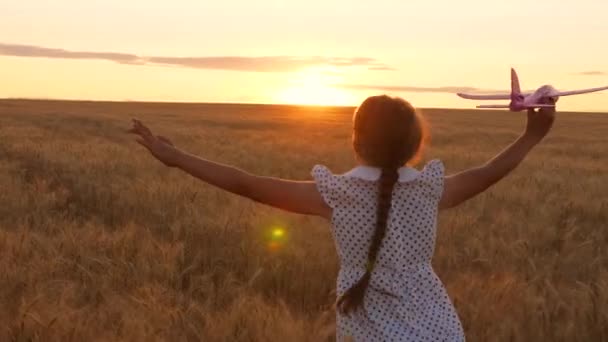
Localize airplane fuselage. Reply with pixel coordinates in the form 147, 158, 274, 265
511, 85, 559, 111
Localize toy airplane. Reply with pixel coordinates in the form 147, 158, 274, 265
457, 68, 608, 111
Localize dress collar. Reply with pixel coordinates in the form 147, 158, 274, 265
343, 165, 420, 182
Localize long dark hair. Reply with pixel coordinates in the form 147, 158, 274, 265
336, 95, 427, 315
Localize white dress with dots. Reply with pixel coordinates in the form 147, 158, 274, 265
312, 159, 465, 342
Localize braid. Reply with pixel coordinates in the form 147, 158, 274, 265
336, 167, 399, 315
338, 95, 427, 315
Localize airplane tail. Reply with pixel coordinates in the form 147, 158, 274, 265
511, 68, 521, 101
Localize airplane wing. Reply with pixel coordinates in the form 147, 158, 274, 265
476, 104, 510, 108
550, 86, 608, 97
526, 104, 555, 108
476, 104, 554, 110
457, 93, 511, 100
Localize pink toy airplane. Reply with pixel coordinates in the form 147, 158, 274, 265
457, 68, 608, 111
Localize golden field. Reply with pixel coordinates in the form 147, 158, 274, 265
0, 99, 607, 342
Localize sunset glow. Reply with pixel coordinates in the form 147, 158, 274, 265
275, 69, 357, 106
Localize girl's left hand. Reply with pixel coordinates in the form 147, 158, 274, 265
128, 119, 181, 167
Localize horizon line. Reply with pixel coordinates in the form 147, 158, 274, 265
1, 97, 606, 114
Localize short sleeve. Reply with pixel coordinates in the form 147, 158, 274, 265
420, 159, 445, 201
311, 165, 340, 209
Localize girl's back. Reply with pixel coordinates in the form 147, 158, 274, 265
130, 93, 555, 342
314, 160, 464, 341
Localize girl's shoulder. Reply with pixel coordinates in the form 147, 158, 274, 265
312, 159, 444, 183
311, 159, 445, 208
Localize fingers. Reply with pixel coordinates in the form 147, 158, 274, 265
130, 119, 149, 133
542, 107, 556, 115
539, 103, 557, 115
129, 119, 157, 151
128, 119, 179, 154
541, 108, 556, 118
129, 118, 157, 143
128, 119, 144, 135
136, 121, 154, 139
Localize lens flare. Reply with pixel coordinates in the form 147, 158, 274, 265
268, 241, 281, 252
266, 226, 287, 252
272, 228, 285, 239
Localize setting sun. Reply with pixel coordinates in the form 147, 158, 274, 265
275, 68, 357, 106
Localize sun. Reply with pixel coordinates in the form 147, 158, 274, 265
275, 68, 356, 106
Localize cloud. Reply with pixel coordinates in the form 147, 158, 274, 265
146, 56, 388, 72
336, 83, 504, 94
577, 71, 605, 76
0, 43, 141, 64
367, 66, 397, 71
0, 43, 391, 72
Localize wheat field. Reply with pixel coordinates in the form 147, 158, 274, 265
0, 99, 607, 341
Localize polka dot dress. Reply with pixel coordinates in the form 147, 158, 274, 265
312, 159, 465, 342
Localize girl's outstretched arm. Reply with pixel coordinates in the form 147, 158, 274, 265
439, 105, 556, 210
128, 119, 331, 218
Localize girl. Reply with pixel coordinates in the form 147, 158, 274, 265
128, 95, 555, 341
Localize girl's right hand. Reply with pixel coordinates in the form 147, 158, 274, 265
128, 119, 181, 167
524, 100, 556, 142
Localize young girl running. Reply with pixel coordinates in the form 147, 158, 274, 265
128, 95, 556, 341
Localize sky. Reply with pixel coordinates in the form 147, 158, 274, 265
1, 0, 608, 111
